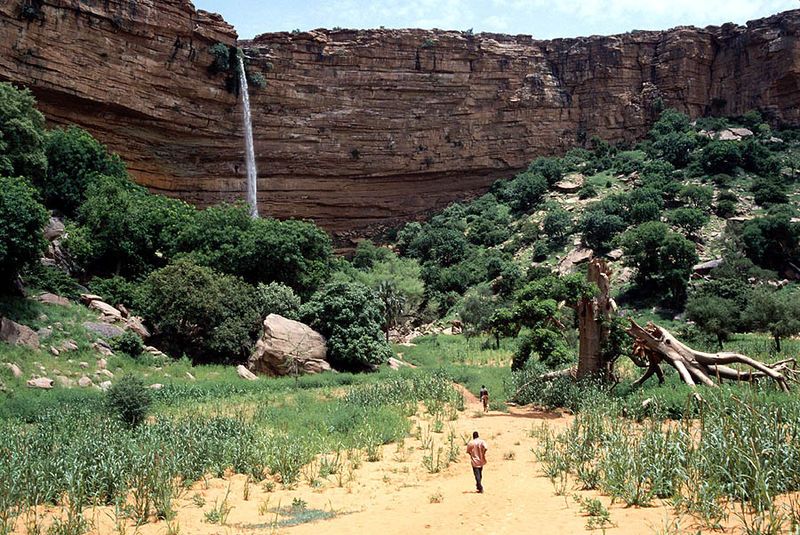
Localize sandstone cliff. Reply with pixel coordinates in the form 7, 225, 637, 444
1, 2, 798, 238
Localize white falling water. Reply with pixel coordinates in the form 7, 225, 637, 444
238, 54, 259, 218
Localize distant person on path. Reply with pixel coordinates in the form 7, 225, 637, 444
466, 431, 488, 493
479, 385, 489, 412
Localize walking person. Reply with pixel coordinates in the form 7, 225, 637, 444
466, 431, 488, 493
479, 385, 489, 412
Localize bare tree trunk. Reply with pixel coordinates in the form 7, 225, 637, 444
628, 320, 795, 391
576, 259, 616, 380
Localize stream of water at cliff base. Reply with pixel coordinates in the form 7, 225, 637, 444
239, 55, 259, 218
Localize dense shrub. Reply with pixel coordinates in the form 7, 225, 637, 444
139, 260, 261, 362
106, 375, 151, 427
542, 207, 573, 246
509, 171, 548, 213
677, 184, 713, 211
620, 221, 699, 305
578, 210, 626, 254
739, 206, 800, 271
751, 178, 788, 206
0, 176, 48, 288
21, 263, 83, 300
111, 330, 144, 358
88, 276, 143, 310
300, 281, 392, 371
256, 281, 301, 320
666, 207, 709, 237
527, 157, 563, 186
173, 205, 332, 296
0, 82, 47, 182
41, 126, 127, 215
700, 140, 741, 174
208, 43, 232, 74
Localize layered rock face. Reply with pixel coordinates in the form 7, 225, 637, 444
1, 3, 798, 238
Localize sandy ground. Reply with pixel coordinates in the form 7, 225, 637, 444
16, 395, 710, 535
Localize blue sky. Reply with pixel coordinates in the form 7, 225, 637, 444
192, 0, 798, 40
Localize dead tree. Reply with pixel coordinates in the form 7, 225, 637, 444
576, 258, 617, 381
628, 320, 796, 392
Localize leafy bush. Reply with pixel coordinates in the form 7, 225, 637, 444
106, 375, 152, 427
139, 260, 261, 362
41, 126, 127, 215
677, 184, 713, 211
0, 82, 47, 182
509, 171, 548, 213
751, 178, 788, 206
111, 330, 144, 358
739, 206, 800, 271
666, 207, 709, 237
542, 207, 573, 246
700, 140, 741, 174
579, 210, 626, 254
0, 176, 48, 287
21, 263, 83, 300
88, 276, 143, 311
577, 184, 597, 199
300, 281, 392, 371
208, 43, 232, 74
256, 281, 301, 320
528, 157, 563, 186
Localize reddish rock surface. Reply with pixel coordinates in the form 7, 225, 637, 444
1, 2, 798, 238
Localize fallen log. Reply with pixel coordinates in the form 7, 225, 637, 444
627, 320, 796, 391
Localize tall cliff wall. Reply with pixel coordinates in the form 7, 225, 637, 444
1, 2, 799, 238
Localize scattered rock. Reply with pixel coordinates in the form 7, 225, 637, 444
43, 217, 66, 241
78, 376, 93, 388
236, 364, 259, 381
36, 293, 70, 307
83, 322, 124, 339
96, 369, 114, 378
79, 362, 89, 369
450, 319, 463, 335
247, 314, 330, 376
557, 247, 593, 275
554, 173, 585, 193
50, 346, 60, 356
38, 328, 53, 339
388, 357, 416, 370
186, 372, 196, 381
27, 377, 54, 389
93, 343, 114, 357
79, 294, 104, 305
5, 363, 22, 378
144, 346, 169, 359
97, 358, 107, 370
0, 318, 40, 349
149, 383, 164, 390
98, 381, 112, 391
117, 304, 130, 318
60, 340, 79, 352
606, 249, 624, 261
125, 317, 150, 339
55, 375, 74, 388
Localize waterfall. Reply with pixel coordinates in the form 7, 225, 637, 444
238, 54, 259, 218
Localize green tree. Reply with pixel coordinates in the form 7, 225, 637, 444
509, 171, 548, 214
677, 184, 713, 211
457, 283, 497, 337
621, 222, 698, 305
255, 281, 301, 320
739, 206, 800, 271
0, 176, 48, 289
375, 280, 406, 340
700, 140, 742, 174
579, 210, 626, 254
0, 83, 47, 182
68, 174, 193, 276
41, 126, 127, 214
106, 375, 152, 428
139, 260, 261, 362
527, 157, 563, 186
751, 178, 788, 207
300, 281, 392, 371
685, 295, 739, 349
542, 207, 572, 247
744, 289, 800, 352
667, 207, 709, 238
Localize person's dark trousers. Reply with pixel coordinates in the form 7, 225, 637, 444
472, 466, 483, 492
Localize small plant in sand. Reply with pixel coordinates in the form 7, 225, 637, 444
204, 485, 232, 525
573, 494, 614, 531
429, 490, 444, 504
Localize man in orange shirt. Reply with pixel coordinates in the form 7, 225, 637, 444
466, 431, 488, 493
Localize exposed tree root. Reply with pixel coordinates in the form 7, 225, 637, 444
627, 320, 796, 391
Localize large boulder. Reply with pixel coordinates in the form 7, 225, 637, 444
248, 314, 331, 376
0, 318, 40, 349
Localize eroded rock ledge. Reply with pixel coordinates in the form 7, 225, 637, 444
1, 2, 798, 238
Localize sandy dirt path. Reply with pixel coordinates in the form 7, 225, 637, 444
22, 398, 691, 535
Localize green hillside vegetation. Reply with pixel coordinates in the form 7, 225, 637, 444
2, 80, 800, 533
